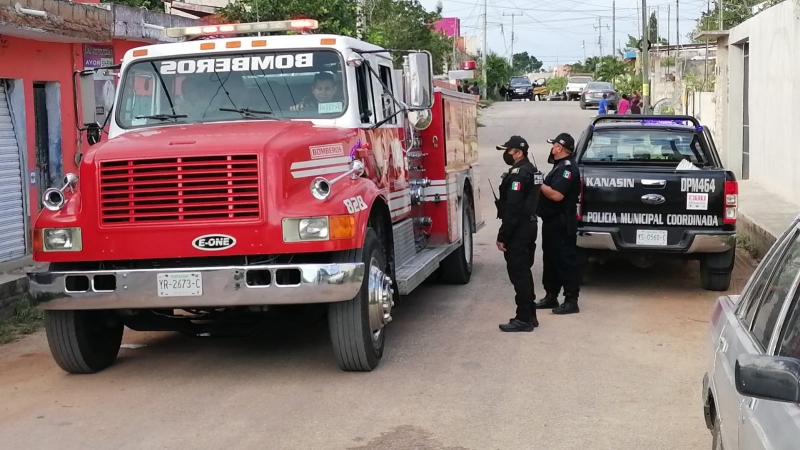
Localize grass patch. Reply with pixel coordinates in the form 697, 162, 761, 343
736, 233, 759, 259
478, 99, 495, 108
0, 296, 43, 345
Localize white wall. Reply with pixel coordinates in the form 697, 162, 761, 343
720, 1, 800, 204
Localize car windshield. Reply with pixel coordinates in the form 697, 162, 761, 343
509, 77, 530, 86
581, 129, 708, 165
587, 82, 613, 90
569, 77, 592, 83
116, 49, 346, 128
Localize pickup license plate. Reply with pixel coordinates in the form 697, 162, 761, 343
157, 272, 203, 297
636, 230, 668, 246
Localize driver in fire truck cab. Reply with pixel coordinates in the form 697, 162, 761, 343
117, 50, 346, 126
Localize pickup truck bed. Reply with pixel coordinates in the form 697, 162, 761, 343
574, 116, 738, 291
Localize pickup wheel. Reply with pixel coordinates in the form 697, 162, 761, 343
44, 310, 124, 374
700, 248, 735, 291
328, 228, 392, 372
700, 265, 733, 291
441, 199, 474, 284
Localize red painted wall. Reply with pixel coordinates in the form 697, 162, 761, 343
0, 36, 148, 221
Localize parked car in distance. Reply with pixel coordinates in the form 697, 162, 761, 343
506, 76, 533, 101
566, 75, 593, 101
580, 82, 617, 110
703, 213, 800, 450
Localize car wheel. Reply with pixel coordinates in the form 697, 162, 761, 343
711, 413, 724, 450
580, 98, 587, 110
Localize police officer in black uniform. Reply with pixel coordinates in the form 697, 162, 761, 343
534, 133, 582, 315
495, 136, 544, 332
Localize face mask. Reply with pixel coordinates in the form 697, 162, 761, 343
503, 152, 515, 166
547, 153, 555, 164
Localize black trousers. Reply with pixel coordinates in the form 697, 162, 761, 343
503, 218, 538, 323
542, 214, 580, 302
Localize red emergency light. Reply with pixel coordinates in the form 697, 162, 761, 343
165, 19, 320, 38
461, 61, 476, 70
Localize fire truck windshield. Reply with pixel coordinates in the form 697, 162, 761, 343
116, 49, 346, 128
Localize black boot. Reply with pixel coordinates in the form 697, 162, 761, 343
534, 293, 559, 310
553, 299, 580, 315
499, 319, 535, 332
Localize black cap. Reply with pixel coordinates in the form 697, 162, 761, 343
547, 133, 575, 152
496, 135, 529, 153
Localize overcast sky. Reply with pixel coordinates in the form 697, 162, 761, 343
418, 0, 713, 68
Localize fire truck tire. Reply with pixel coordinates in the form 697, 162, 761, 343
441, 200, 474, 284
328, 228, 391, 372
44, 310, 124, 374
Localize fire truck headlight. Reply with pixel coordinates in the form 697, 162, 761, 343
42, 228, 83, 252
283, 217, 330, 242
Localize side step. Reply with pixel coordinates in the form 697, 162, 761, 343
395, 241, 461, 295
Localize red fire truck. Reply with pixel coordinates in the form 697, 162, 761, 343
28, 19, 483, 374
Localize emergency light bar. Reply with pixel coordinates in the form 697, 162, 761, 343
165, 19, 319, 38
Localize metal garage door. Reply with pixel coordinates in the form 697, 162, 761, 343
0, 82, 27, 262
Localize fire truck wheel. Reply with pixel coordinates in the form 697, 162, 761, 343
441, 199, 474, 284
328, 228, 392, 371
44, 310, 124, 374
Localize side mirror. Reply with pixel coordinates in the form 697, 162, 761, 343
735, 354, 800, 404
404, 52, 434, 110
86, 124, 102, 146
407, 109, 432, 131
77, 70, 99, 128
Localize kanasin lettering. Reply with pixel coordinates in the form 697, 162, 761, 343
585, 177, 635, 188
160, 53, 314, 74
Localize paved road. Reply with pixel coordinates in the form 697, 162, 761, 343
0, 101, 755, 450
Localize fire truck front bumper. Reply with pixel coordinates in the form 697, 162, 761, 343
27, 263, 365, 310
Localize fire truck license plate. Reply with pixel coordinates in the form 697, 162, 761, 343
157, 273, 203, 297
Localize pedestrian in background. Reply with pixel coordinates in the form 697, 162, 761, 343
618, 94, 631, 115
598, 93, 609, 114
495, 136, 543, 332
630, 91, 642, 114
456, 81, 463, 93
470, 81, 480, 96
499, 85, 507, 100
535, 133, 582, 315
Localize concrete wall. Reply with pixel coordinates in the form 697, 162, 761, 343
688, 92, 717, 136
718, 0, 800, 203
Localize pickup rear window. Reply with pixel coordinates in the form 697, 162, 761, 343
581, 129, 707, 165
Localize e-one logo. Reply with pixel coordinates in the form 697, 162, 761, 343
192, 234, 237, 251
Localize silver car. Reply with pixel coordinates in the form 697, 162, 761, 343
703, 214, 800, 449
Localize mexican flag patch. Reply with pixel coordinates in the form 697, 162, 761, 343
511, 181, 521, 191
562, 170, 572, 179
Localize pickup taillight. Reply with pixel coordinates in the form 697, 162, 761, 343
724, 180, 738, 224
577, 176, 584, 220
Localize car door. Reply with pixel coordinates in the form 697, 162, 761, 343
712, 224, 800, 449
739, 228, 800, 450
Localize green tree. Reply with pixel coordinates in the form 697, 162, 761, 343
220, 0, 452, 73
546, 76, 567, 94
647, 12, 669, 46
478, 52, 512, 99
690, 0, 782, 37
595, 56, 628, 82
511, 52, 543, 74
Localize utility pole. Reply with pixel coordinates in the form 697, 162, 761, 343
481, 0, 487, 99
594, 17, 609, 57
582, 40, 587, 60
356, 0, 366, 39
612, 1, 616, 56
642, 0, 650, 113
667, 4, 671, 65
676, 0, 680, 47
503, 12, 522, 63
719, 0, 724, 29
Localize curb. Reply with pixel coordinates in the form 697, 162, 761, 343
739, 211, 780, 260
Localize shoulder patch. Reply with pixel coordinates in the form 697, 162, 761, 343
564, 160, 571, 166
511, 168, 520, 174
562, 170, 572, 179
